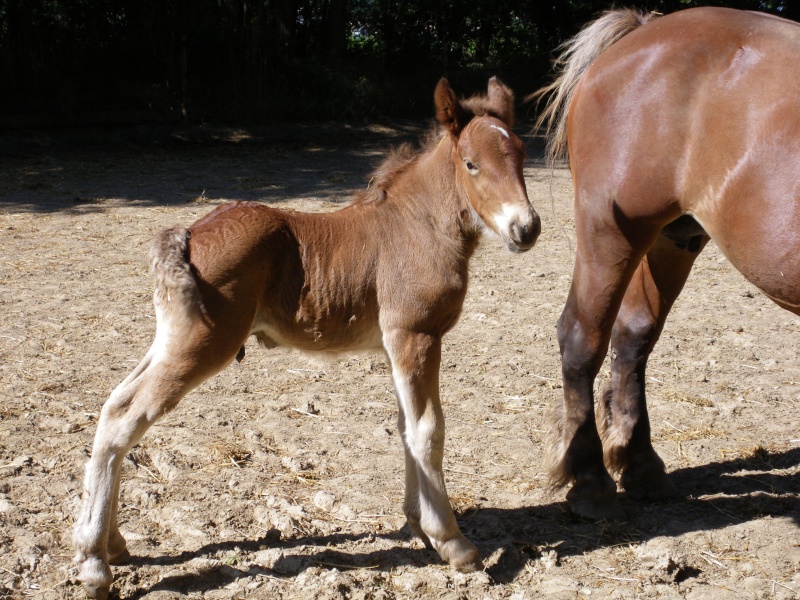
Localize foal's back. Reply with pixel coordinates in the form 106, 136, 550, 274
185, 175, 473, 354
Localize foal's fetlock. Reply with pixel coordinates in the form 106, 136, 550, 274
74, 554, 112, 600
437, 535, 483, 573
405, 517, 434, 549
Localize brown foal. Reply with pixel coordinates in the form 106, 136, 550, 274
73, 77, 540, 598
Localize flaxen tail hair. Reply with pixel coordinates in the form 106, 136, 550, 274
149, 226, 208, 320
532, 9, 657, 166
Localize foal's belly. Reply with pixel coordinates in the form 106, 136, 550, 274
250, 317, 385, 354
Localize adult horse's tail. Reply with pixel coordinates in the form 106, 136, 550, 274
533, 9, 657, 166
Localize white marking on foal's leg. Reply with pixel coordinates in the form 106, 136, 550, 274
383, 330, 481, 571
73, 357, 153, 595
390, 372, 453, 543
74, 311, 196, 597
391, 369, 481, 570
396, 402, 431, 547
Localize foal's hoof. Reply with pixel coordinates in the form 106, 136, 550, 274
75, 555, 112, 600
82, 583, 110, 600
439, 537, 484, 573
566, 477, 624, 521
108, 547, 132, 565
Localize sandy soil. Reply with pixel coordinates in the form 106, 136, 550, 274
0, 124, 798, 599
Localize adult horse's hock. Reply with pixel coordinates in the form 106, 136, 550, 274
73, 77, 540, 598
534, 6, 800, 519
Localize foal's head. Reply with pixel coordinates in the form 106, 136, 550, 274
436, 77, 540, 252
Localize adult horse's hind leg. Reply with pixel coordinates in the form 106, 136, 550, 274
73, 324, 246, 599
550, 202, 664, 520
384, 329, 482, 572
598, 228, 709, 500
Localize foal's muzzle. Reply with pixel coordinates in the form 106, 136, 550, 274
508, 213, 541, 251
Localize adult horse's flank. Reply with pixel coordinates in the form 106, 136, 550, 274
73, 77, 540, 598
535, 6, 800, 519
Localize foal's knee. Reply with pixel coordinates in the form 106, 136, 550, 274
405, 417, 444, 466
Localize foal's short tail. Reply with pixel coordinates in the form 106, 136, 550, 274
532, 9, 657, 166
149, 226, 208, 321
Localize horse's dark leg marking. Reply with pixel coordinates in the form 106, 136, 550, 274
550, 206, 667, 520
598, 227, 710, 500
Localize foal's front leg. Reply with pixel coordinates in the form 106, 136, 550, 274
395, 403, 432, 549
384, 330, 482, 572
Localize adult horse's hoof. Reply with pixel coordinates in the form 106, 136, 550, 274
622, 468, 677, 501
566, 475, 624, 521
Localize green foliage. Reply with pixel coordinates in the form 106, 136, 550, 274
0, 0, 796, 124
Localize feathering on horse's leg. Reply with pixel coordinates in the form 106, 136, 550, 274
601, 233, 708, 500
384, 329, 482, 572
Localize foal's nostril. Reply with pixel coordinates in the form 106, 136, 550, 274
511, 215, 541, 247
529, 214, 542, 243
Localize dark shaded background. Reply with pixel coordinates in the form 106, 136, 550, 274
1, 0, 797, 130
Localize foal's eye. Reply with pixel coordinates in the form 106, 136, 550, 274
464, 159, 478, 174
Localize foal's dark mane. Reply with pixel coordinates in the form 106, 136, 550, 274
352, 140, 425, 205
352, 124, 445, 206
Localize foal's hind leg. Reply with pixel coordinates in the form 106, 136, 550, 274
73, 326, 245, 599
384, 330, 482, 572
598, 232, 709, 499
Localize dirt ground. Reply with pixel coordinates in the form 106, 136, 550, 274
0, 123, 798, 600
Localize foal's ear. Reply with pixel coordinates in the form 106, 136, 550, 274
486, 77, 515, 127
435, 78, 468, 137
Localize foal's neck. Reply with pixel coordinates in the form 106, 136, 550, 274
403, 134, 480, 248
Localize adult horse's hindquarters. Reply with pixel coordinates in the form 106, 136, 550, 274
534, 7, 800, 519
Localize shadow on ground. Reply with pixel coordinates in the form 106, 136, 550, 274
0, 123, 548, 214
117, 447, 799, 598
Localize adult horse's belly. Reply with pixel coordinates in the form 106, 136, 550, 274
692, 155, 800, 314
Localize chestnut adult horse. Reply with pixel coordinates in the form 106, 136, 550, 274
73, 77, 540, 598
534, 7, 800, 519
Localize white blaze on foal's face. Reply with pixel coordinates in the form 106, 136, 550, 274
489, 124, 510, 139
493, 201, 529, 241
